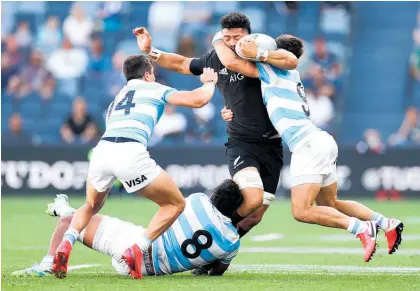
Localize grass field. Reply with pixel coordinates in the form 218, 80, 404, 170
2, 195, 420, 291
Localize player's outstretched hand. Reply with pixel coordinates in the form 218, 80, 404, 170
237, 36, 258, 59
221, 106, 233, 122
132, 27, 152, 54
200, 68, 218, 84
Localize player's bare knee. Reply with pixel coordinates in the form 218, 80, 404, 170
291, 204, 311, 223
173, 197, 186, 214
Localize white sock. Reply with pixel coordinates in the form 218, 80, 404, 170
347, 217, 368, 235
40, 255, 53, 270
63, 228, 79, 245
136, 234, 151, 252
372, 212, 390, 231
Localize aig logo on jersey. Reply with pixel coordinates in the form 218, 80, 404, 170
125, 175, 148, 187
219, 67, 244, 83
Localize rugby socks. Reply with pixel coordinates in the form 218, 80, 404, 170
63, 228, 79, 245
40, 255, 54, 270
237, 227, 249, 238
230, 211, 245, 227
347, 217, 368, 235
372, 212, 390, 231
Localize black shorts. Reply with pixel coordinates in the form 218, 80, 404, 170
225, 138, 284, 194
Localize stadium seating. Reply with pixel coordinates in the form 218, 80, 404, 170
1, 2, 419, 147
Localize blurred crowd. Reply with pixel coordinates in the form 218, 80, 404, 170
358, 9, 420, 153
0, 1, 360, 147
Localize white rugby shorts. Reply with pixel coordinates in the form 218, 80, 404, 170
91, 216, 148, 276
290, 131, 338, 187
88, 140, 161, 193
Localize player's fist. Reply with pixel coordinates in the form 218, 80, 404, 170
132, 27, 152, 54
200, 68, 218, 84
221, 106, 233, 122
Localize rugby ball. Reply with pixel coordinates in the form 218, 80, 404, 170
235, 33, 277, 62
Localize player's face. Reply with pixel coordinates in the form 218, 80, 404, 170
222, 28, 249, 51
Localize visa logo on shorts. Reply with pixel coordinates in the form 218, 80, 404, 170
125, 175, 147, 187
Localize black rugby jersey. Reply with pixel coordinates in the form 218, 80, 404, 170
190, 49, 279, 143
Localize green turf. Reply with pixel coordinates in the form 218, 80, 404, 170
2, 196, 420, 291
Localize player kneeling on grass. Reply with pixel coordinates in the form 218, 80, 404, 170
13, 180, 242, 278
52, 55, 219, 279
213, 33, 404, 262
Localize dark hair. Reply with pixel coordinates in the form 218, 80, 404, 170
275, 34, 304, 59
220, 12, 251, 34
123, 55, 153, 81
210, 179, 243, 218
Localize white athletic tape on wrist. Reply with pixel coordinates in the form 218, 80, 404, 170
263, 192, 276, 206
212, 31, 223, 46
233, 169, 263, 190
256, 47, 268, 61
149, 47, 162, 61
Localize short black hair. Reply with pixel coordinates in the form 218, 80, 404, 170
276, 34, 304, 59
210, 179, 243, 218
220, 12, 251, 34
123, 55, 153, 81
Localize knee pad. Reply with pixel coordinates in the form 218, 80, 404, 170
233, 169, 263, 190
263, 192, 276, 206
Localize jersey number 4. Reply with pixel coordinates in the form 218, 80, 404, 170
181, 230, 213, 259
115, 90, 136, 115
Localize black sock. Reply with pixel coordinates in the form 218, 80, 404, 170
231, 211, 245, 227
237, 227, 249, 238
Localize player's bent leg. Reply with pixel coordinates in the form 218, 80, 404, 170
291, 182, 349, 227
120, 169, 185, 279
12, 216, 73, 278
53, 181, 110, 279
316, 182, 404, 254
137, 169, 185, 241
232, 167, 264, 225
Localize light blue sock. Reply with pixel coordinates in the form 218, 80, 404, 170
63, 228, 79, 245
372, 212, 389, 230
347, 217, 367, 235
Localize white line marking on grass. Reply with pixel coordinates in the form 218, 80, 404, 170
241, 247, 420, 255
319, 234, 420, 241
230, 264, 420, 275
68, 264, 101, 271
251, 233, 284, 242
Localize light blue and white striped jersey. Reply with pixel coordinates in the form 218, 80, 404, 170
103, 79, 177, 147
152, 193, 240, 275
256, 63, 320, 151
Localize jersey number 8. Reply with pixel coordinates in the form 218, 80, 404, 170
181, 230, 213, 259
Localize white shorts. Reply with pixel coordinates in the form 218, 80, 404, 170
88, 140, 162, 193
290, 131, 338, 187
92, 216, 148, 276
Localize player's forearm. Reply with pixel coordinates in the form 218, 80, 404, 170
152, 50, 193, 75
266, 49, 298, 70
214, 42, 259, 78
189, 82, 216, 108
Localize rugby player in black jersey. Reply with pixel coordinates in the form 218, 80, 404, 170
133, 13, 297, 238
